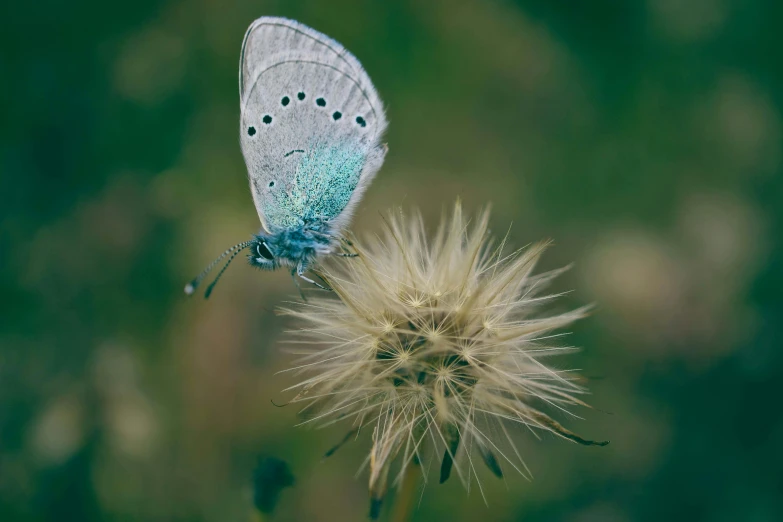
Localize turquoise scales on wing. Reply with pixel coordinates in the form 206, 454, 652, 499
263, 144, 366, 230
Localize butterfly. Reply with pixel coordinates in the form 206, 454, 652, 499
186, 17, 387, 298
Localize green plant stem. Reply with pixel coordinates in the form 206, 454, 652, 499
390, 462, 420, 522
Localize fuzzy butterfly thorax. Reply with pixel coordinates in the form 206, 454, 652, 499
248, 218, 336, 272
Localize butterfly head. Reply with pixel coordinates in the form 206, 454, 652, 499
248, 235, 280, 270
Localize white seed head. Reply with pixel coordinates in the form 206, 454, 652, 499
278, 202, 607, 508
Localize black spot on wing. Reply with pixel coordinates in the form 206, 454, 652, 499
243, 60, 382, 137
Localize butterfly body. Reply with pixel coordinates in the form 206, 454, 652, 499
249, 218, 334, 273
185, 17, 387, 297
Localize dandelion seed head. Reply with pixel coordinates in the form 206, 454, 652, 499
278, 202, 607, 511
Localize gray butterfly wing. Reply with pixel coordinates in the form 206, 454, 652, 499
239, 17, 387, 233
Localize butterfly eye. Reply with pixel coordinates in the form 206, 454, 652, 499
257, 242, 275, 260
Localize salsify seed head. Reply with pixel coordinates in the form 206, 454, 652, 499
278, 202, 607, 515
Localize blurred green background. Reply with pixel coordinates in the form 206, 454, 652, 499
2, 1, 782, 521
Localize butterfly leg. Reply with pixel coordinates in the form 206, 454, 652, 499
290, 269, 307, 301
296, 262, 332, 291
309, 232, 357, 257
318, 233, 354, 248
333, 237, 358, 257
298, 273, 332, 291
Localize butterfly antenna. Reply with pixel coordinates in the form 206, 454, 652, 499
184, 241, 251, 296
203, 245, 249, 299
